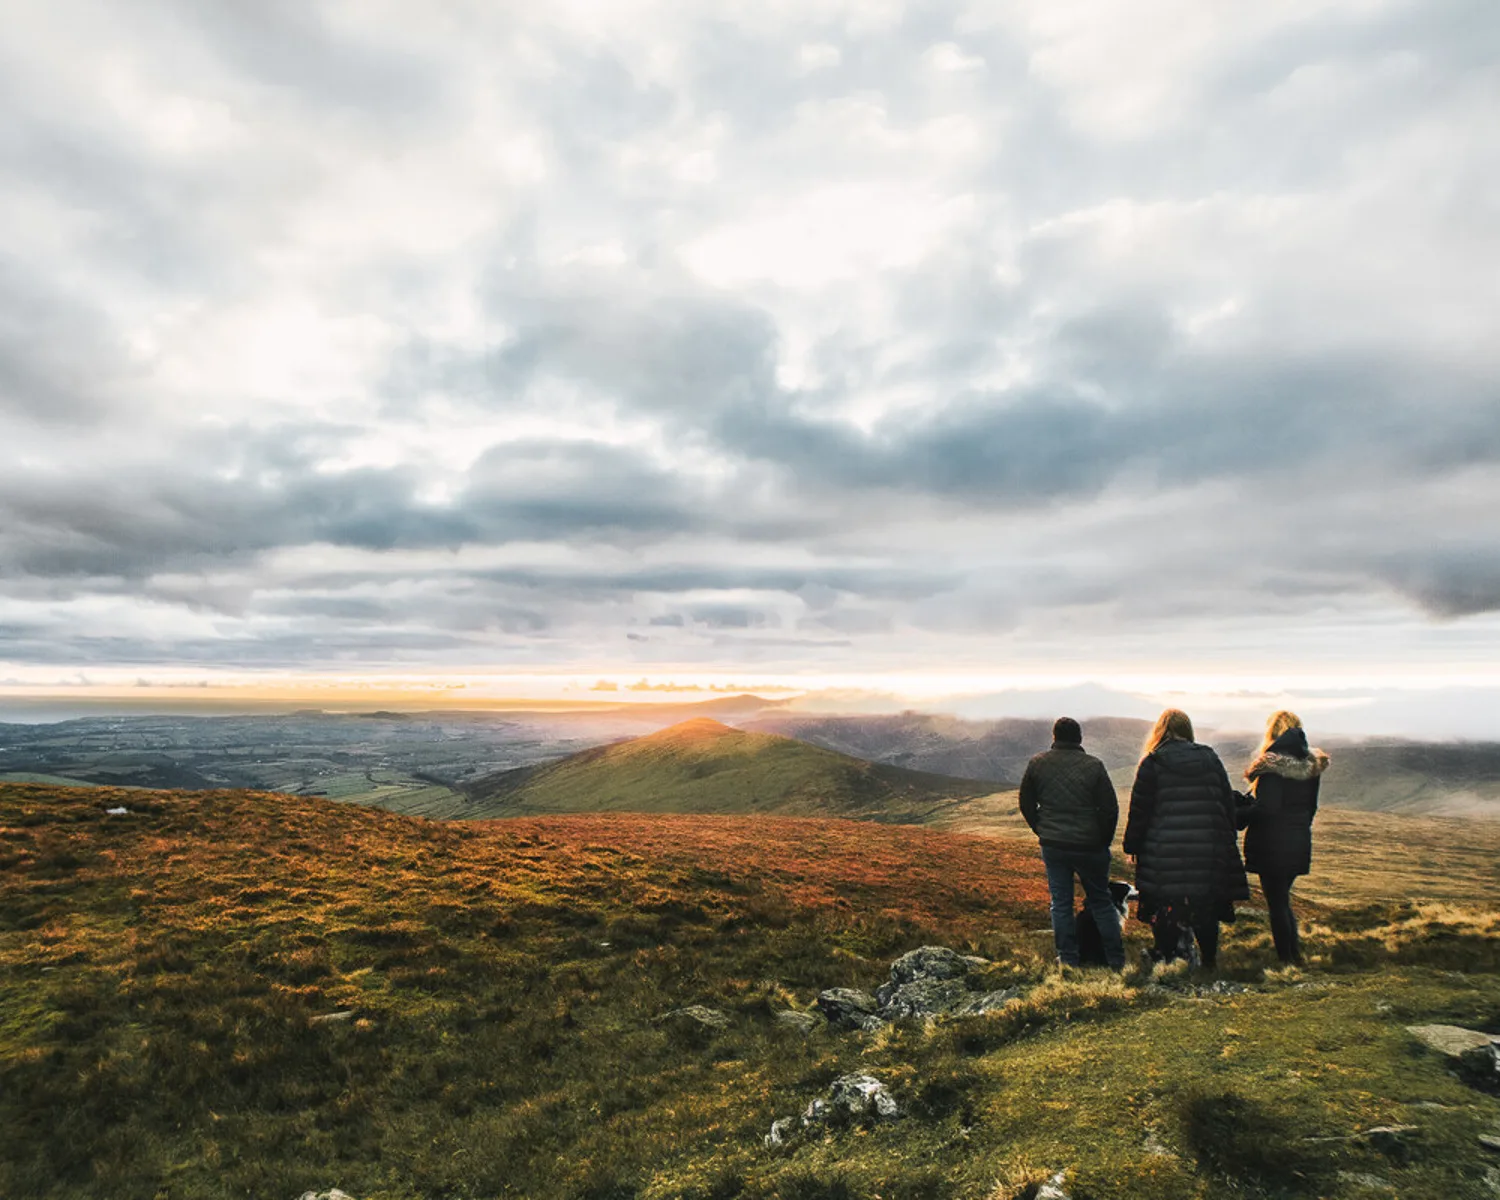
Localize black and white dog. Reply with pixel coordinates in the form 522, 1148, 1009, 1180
1076, 880, 1138, 966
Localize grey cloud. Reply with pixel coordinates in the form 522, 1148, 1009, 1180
1, 0, 1498, 678
151, 0, 448, 119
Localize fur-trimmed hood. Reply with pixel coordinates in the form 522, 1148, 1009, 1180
1246, 746, 1330, 781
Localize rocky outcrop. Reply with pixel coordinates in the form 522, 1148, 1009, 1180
764, 1073, 900, 1147
886, 945, 985, 987
817, 945, 1011, 1028
813, 1073, 901, 1122
877, 977, 972, 1020
816, 988, 884, 1030
1407, 1023, 1500, 1091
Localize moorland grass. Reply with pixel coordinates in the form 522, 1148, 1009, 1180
2, 783, 1499, 1200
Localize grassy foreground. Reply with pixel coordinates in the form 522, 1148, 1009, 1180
2, 783, 1499, 1199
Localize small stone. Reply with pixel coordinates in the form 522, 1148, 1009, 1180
104, 806, 129, 815
1406, 1024, 1495, 1057
659, 1005, 730, 1029
801, 1097, 829, 1126
1480, 1134, 1500, 1153
310, 1011, 355, 1025
816, 987, 884, 1030
297, 1191, 358, 1200
763, 1117, 798, 1149
773, 1010, 818, 1034
1036, 1171, 1070, 1200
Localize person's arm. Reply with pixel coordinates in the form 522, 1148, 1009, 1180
1095, 763, 1119, 846
1308, 775, 1320, 821
1018, 762, 1040, 834
1122, 757, 1156, 856
1213, 757, 1236, 823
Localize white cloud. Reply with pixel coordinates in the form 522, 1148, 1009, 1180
0, 0, 1496, 730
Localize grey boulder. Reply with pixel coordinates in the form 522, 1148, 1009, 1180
888, 946, 985, 987
803, 1074, 900, 1123
817, 988, 883, 1030
878, 978, 972, 1020
1406, 1024, 1496, 1057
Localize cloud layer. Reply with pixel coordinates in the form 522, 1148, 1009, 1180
1, 0, 1498, 683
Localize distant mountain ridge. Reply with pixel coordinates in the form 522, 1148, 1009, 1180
744, 711, 1151, 785
746, 712, 1500, 819
460, 718, 998, 821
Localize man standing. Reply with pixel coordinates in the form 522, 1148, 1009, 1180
1019, 717, 1125, 969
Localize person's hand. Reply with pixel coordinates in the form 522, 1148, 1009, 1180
1127, 854, 1138, 866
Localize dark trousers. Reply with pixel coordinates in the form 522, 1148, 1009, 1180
1151, 902, 1220, 969
1259, 873, 1301, 963
1041, 844, 1125, 968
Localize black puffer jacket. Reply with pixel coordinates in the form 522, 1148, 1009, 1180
1018, 742, 1118, 850
1243, 727, 1328, 877
1124, 739, 1249, 903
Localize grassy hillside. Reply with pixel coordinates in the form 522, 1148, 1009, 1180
4, 782, 1500, 1199
461, 718, 996, 821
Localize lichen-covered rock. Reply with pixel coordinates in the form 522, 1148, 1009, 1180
878, 977, 971, 1020
773, 1010, 819, 1034
817, 987, 883, 1030
660, 1005, 731, 1030
954, 986, 1022, 1016
888, 946, 985, 987
802, 1074, 900, 1123
763, 1117, 798, 1149
297, 1191, 358, 1200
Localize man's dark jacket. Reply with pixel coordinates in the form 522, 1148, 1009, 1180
1243, 726, 1328, 878
1124, 739, 1250, 903
1018, 741, 1118, 850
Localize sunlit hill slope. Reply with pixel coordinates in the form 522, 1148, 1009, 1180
460, 718, 998, 820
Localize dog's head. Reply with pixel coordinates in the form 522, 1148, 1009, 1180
1109, 880, 1138, 916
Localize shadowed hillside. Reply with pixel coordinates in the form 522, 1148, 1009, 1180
461, 718, 997, 821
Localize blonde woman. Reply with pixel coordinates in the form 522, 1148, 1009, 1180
1123, 709, 1248, 968
1243, 711, 1329, 965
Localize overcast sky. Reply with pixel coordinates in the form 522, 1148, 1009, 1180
2, 0, 1498, 724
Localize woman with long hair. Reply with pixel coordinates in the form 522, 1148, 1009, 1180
1243, 710, 1329, 965
1124, 708, 1249, 968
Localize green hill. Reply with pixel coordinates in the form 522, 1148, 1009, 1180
460, 717, 999, 820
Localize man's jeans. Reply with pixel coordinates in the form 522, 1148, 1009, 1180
1041, 844, 1125, 968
